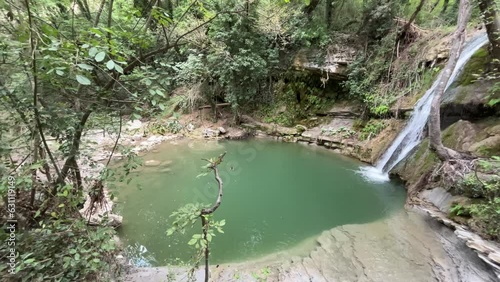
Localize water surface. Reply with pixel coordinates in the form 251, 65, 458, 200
115, 139, 406, 266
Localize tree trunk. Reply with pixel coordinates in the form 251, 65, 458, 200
429, 0, 471, 160
398, 0, 426, 42
30, 132, 40, 207
54, 110, 92, 192
199, 152, 226, 282
201, 216, 209, 282
303, 0, 320, 19
479, 0, 500, 62
441, 0, 450, 14
325, 0, 333, 28
430, 0, 441, 12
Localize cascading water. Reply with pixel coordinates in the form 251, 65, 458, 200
360, 33, 489, 182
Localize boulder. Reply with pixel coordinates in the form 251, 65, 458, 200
202, 128, 219, 138
295, 125, 307, 133
218, 127, 227, 134
86, 213, 123, 228
276, 126, 298, 136
227, 129, 251, 140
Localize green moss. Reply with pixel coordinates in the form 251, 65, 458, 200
442, 123, 461, 149
476, 141, 500, 157
455, 46, 489, 86
413, 139, 430, 161
401, 139, 439, 185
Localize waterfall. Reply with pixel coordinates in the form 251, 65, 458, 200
360, 33, 489, 182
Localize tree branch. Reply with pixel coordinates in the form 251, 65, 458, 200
94, 0, 107, 26
24, 0, 63, 181
201, 152, 226, 215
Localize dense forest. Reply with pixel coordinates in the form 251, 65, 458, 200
0, 0, 499, 281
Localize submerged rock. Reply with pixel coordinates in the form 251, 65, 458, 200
144, 160, 161, 167
226, 129, 251, 140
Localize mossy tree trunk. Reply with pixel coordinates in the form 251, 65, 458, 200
429, 0, 471, 160
479, 0, 500, 63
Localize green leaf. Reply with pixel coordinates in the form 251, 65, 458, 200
77, 63, 94, 71
77, 64, 94, 70
155, 89, 165, 97
106, 60, 115, 70
55, 69, 65, 76
89, 47, 98, 57
114, 64, 124, 74
206, 234, 212, 242
219, 219, 226, 226
76, 75, 91, 85
487, 98, 500, 106
95, 51, 106, 62
188, 238, 197, 245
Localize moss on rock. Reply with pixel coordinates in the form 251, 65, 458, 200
395, 139, 439, 186
454, 46, 489, 87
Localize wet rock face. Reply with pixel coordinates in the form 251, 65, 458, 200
441, 80, 500, 128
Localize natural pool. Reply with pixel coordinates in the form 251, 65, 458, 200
115, 139, 407, 267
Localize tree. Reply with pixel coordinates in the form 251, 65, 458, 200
303, 0, 320, 19
479, 0, 500, 62
428, 0, 471, 160
325, 0, 333, 28
167, 152, 227, 282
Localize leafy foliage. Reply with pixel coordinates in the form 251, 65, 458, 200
1, 221, 117, 281
453, 157, 500, 239
358, 119, 387, 140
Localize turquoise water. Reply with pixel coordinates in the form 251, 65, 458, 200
115, 139, 406, 266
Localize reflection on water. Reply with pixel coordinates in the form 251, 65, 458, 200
125, 243, 156, 267
116, 139, 407, 266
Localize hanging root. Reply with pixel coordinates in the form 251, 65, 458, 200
85, 179, 107, 223
431, 158, 476, 187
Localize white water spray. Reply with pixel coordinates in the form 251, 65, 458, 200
360, 33, 489, 182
